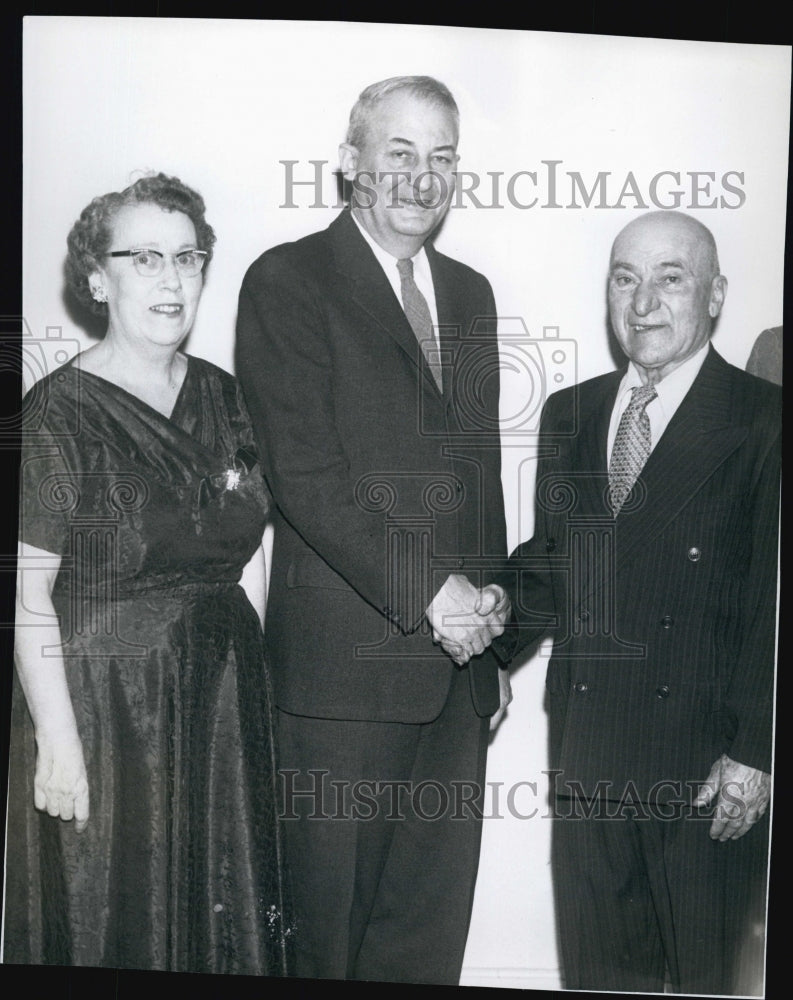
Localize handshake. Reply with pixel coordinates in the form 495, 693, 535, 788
425, 573, 511, 665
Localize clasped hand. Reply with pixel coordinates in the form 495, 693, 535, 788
426, 574, 511, 666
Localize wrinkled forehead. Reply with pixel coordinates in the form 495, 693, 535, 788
610, 216, 712, 273
365, 92, 459, 144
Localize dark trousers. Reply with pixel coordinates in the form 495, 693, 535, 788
277, 667, 489, 984
552, 798, 770, 995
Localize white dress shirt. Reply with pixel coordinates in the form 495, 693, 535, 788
350, 211, 441, 352
607, 342, 710, 463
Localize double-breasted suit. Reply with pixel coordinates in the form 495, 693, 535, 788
498, 346, 780, 993
235, 208, 506, 982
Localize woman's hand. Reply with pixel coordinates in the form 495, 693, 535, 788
34, 731, 90, 833
16, 542, 89, 833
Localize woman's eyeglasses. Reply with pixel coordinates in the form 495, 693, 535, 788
107, 248, 208, 277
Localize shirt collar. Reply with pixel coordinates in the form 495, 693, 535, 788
619, 341, 710, 410
350, 209, 430, 280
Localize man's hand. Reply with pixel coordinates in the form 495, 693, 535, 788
489, 667, 513, 732
693, 753, 770, 841
426, 575, 511, 665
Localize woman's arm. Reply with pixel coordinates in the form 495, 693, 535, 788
14, 541, 89, 832
239, 536, 267, 631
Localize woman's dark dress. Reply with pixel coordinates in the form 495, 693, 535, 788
5, 356, 292, 975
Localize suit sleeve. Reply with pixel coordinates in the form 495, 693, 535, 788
492, 395, 561, 663
461, 275, 508, 570
236, 253, 425, 633
723, 421, 780, 774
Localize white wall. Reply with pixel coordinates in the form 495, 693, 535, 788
22, 17, 790, 989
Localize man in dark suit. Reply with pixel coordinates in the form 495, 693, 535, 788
486, 211, 779, 995
235, 76, 510, 984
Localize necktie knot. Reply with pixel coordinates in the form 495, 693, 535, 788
627, 384, 658, 411
397, 258, 414, 279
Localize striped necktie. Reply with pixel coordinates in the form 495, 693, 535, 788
397, 257, 442, 392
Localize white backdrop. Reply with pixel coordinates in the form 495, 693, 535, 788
21, 17, 790, 990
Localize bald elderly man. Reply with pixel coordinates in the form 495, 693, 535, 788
488, 211, 779, 994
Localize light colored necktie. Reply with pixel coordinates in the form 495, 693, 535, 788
608, 384, 658, 515
397, 258, 442, 392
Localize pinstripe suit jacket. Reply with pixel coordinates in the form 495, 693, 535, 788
499, 347, 780, 802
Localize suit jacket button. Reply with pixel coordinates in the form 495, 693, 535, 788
455, 479, 463, 493
687, 546, 701, 561
660, 615, 674, 629
456, 558, 465, 568
392, 611, 402, 624
656, 685, 670, 699
578, 610, 590, 622
574, 681, 588, 693
546, 538, 556, 552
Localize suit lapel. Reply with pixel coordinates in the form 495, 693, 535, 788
568, 372, 622, 519
328, 210, 443, 397
611, 347, 747, 567
427, 241, 490, 406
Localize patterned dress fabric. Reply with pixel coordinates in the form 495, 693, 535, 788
4, 357, 293, 975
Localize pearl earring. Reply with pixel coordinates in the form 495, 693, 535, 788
92, 286, 108, 303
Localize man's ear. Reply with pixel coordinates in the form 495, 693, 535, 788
709, 275, 728, 318
338, 143, 359, 181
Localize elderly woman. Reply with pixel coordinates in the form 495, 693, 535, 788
5, 173, 292, 974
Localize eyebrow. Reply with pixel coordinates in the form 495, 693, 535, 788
387, 137, 456, 152
125, 244, 200, 254
610, 259, 687, 271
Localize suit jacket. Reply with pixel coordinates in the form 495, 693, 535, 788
236, 209, 506, 723
498, 347, 780, 801
746, 326, 782, 386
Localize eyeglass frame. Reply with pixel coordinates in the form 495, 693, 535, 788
106, 248, 208, 277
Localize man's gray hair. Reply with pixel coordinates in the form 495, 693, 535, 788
346, 76, 459, 149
